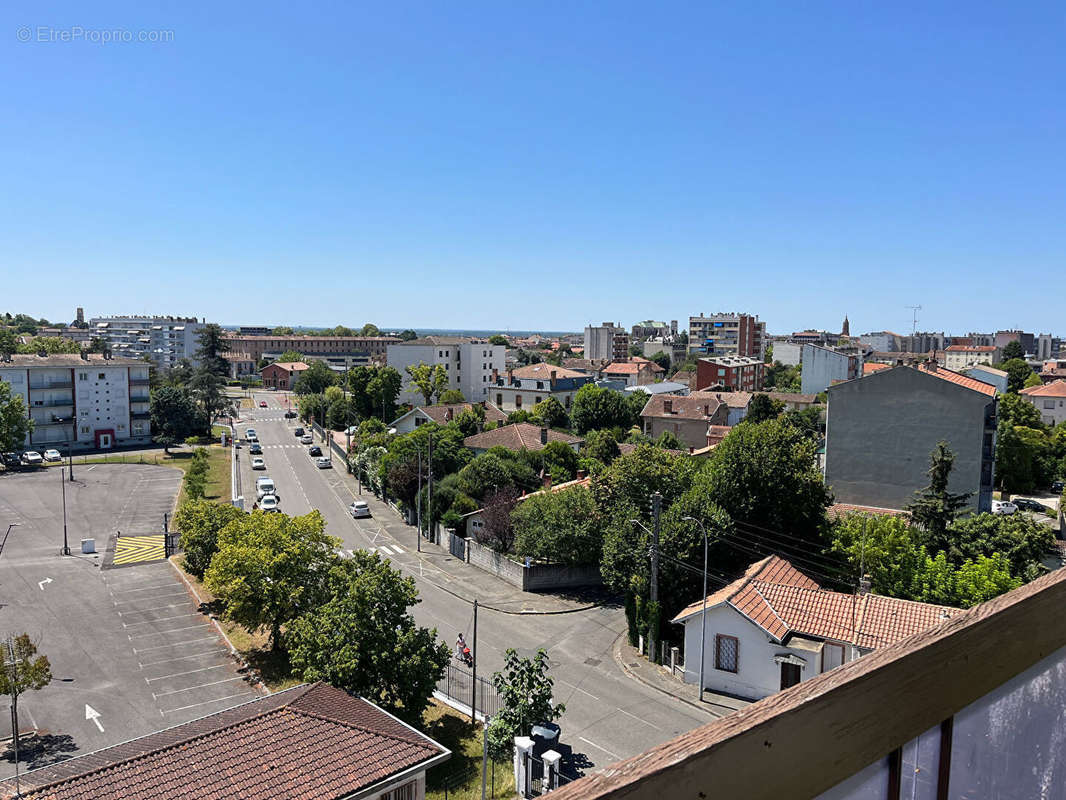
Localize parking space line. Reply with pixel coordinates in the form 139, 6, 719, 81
145, 664, 230, 683
160, 693, 253, 714
619, 707, 662, 731
123, 614, 201, 628
118, 603, 194, 615
152, 676, 246, 699
132, 636, 218, 653
579, 736, 621, 761
128, 624, 208, 639
111, 583, 181, 594
138, 650, 224, 668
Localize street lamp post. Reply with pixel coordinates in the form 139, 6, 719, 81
67, 441, 74, 482
60, 467, 70, 556
0, 523, 19, 558
683, 515, 712, 702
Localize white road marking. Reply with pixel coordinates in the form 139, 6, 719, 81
128, 624, 208, 639
123, 614, 201, 627
132, 636, 219, 653
111, 583, 181, 594
152, 676, 246, 698
38, 577, 53, 590
160, 693, 252, 714
112, 592, 188, 605
391, 543, 405, 553
86, 465, 96, 471
118, 602, 192, 615
558, 680, 600, 701
139, 650, 226, 668
145, 664, 230, 683
85, 704, 104, 733
579, 736, 621, 761
619, 707, 662, 730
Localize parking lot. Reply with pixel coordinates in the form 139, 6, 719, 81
0, 465, 261, 771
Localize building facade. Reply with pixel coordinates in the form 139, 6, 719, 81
769, 340, 803, 366
385, 338, 505, 405
800, 344, 863, 395
88, 315, 205, 369
640, 392, 730, 450
903, 331, 946, 354
631, 320, 678, 339
0, 353, 152, 451
689, 313, 766, 359
491, 364, 594, 412
824, 365, 998, 513
260, 361, 309, 390
1020, 381, 1066, 426
583, 323, 630, 362
696, 356, 765, 392
944, 345, 999, 371
859, 331, 903, 352
224, 334, 399, 377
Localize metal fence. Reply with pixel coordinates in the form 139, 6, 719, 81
436, 662, 501, 720
524, 753, 573, 797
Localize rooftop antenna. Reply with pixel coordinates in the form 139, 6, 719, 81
905, 305, 922, 335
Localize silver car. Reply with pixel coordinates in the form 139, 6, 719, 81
349, 500, 371, 518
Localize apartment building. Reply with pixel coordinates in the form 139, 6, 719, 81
640, 392, 730, 450
1020, 380, 1066, 426
88, 315, 204, 369
800, 344, 863, 394
224, 333, 399, 377
387, 337, 506, 405
695, 356, 765, 392
689, 313, 766, 359
0, 353, 152, 451
630, 320, 678, 339
583, 323, 630, 362
943, 345, 999, 371
491, 364, 594, 412
859, 331, 904, 352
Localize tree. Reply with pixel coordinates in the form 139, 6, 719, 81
570, 384, 638, 434
286, 552, 450, 725
476, 487, 521, 552
0, 634, 52, 754
293, 360, 338, 395
16, 337, 80, 355
398, 329, 418, 341
485, 649, 565, 760
655, 430, 683, 450
764, 362, 802, 393
405, 362, 449, 405
911, 550, 1019, 607
188, 369, 228, 427
0, 381, 33, 453
999, 358, 1034, 394
0, 328, 16, 356
540, 440, 579, 483
1023, 371, 1043, 388
359, 323, 381, 336
582, 429, 620, 464
948, 512, 1053, 581
194, 324, 230, 377
513, 485, 600, 565
488, 334, 509, 346
277, 350, 304, 363
367, 366, 402, 421
650, 351, 672, 371
173, 499, 244, 579
204, 510, 338, 649
906, 442, 973, 553
438, 388, 466, 404
327, 397, 355, 431
150, 386, 201, 452
999, 392, 1043, 429
272, 326, 295, 335
531, 396, 568, 430
1001, 340, 1025, 361
745, 393, 784, 424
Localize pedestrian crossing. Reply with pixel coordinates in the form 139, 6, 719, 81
338, 543, 405, 558
247, 444, 314, 449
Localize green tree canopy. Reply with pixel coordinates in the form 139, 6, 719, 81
486, 649, 565, 760
286, 552, 449, 725
398, 329, 418, 341
0, 381, 33, 453
277, 350, 303, 363
1001, 340, 1025, 361
272, 326, 295, 335
0, 328, 17, 355
359, 323, 381, 336
405, 362, 449, 405
174, 499, 245, 579
16, 336, 80, 355
438, 388, 466, 404
531, 396, 569, 430
150, 386, 202, 452
194, 324, 230, 377
488, 334, 509, 346
999, 358, 1034, 394
513, 485, 601, 566
294, 359, 338, 395
905, 442, 972, 553
570, 383, 640, 434
745, 393, 784, 424
582, 429, 621, 464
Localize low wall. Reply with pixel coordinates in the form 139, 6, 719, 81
461, 536, 603, 593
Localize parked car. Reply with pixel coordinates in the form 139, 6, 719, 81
249, 443, 263, 454
259, 400, 268, 408
1052, 481, 1064, 494
284, 410, 297, 419
251, 457, 266, 470
294, 427, 305, 437
2, 452, 23, 470
992, 500, 1017, 516
259, 494, 280, 512
21, 451, 43, 466
245, 428, 257, 441
300, 434, 314, 445
315, 456, 332, 469
255, 476, 276, 500
307, 445, 322, 457
1013, 498, 1049, 514
43, 449, 62, 462
349, 500, 371, 518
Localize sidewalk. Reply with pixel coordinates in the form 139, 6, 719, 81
317, 428, 608, 616
611, 633, 750, 718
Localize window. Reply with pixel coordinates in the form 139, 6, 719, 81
715, 634, 738, 672
822, 642, 845, 672
496, 394, 503, 406
1044, 400, 1056, 409
78, 372, 88, 381
515, 395, 522, 408
98, 373, 106, 379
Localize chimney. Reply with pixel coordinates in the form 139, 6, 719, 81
663, 399, 673, 414
540, 427, 548, 445
491, 368, 498, 383
703, 404, 709, 416
445, 408, 453, 421
550, 370, 557, 389
576, 469, 587, 480
859, 575, 872, 596
80, 351, 88, 361
507, 368, 514, 385
542, 470, 552, 489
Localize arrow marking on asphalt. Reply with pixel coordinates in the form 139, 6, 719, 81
85, 704, 104, 732
38, 578, 53, 591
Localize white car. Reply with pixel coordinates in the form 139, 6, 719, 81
251, 457, 266, 470
43, 449, 62, 462
255, 477, 276, 500
992, 500, 1017, 516
316, 457, 332, 469
349, 500, 371, 519
21, 451, 43, 465
300, 434, 313, 445
259, 494, 280, 512
245, 428, 257, 440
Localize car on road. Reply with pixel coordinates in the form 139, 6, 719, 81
42, 449, 62, 462
249, 443, 263, 454
1052, 481, 1064, 494
255, 476, 276, 499
259, 400, 268, 407
259, 494, 280, 512
294, 427, 305, 437
1013, 498, 1049, 514
284, 410, 297, 419
251, 457, 266, 470
300, 434, 314, 445
308, 445, 322, 457
315, 456, 332, 469
349, 500, 371, 518
21, 451, 43, 466
245, 427, 257, 439
992, 500, 1018, 515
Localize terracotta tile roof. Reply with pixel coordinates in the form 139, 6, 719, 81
1020, 380, 1066, 398
268, 360, 310, 372
508, 364, 589, 380
764, 392, 819, 404
640, 391, 727, 420
669, 371, 695, 388
946, 345, 997, 352
690, 390, 752, 408
463, 423, 583, 452
829, 503, 907, 518
863, 362, 890, 375
907, 364, 997, 396
417, 402, 508, 424
672, 556, 958, 649
604, 360, 663, 375
1, 683, 447, 800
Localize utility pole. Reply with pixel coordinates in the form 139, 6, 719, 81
344, 363, 352, 473
60, 466, 70, 556
5, 637, 21, 798
649, 491, 661, 663
471, 598, 478, 723
427, 431, 434, 545
67, 441, 74, 482
416, 449, 423, 552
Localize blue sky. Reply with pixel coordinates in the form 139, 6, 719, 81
2, 1, 1063, 335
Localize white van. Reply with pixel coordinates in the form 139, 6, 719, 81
255, 477, 276, 500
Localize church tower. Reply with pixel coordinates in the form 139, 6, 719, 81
841, 315, 850, 337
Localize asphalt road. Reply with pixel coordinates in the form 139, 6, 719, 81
240, 391, 711, 765
0, 466, 261, 772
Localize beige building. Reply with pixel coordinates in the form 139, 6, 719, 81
944, 345, 999, 371
640, 391, 729, 450
491, 364, 594, 412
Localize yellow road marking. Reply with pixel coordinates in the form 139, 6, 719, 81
114, 534, 166, 565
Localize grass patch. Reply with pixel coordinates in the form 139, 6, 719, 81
423, 701, 515, 800
172, 557, 302, 692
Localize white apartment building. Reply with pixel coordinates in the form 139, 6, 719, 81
0, 353, 152, 451
943, 345, 999, 371
89, 315, 205, 369
386, 337, 506, 405
688, 313, 766, 360
583, 322, 629, 362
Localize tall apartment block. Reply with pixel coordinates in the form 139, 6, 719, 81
583, 323, 630, 362
688, 313, 766, 360
386, 337, 506, 405
88, 315, 205, 369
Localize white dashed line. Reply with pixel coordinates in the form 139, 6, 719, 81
132, 636, 219, 654
160, 693, 253, 714
152, 676, 246, 699
145, 664, 230, 683
579, 736, 621, 761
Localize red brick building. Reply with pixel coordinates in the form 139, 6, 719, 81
260, 360, 309, 390
696, 356, 765, 392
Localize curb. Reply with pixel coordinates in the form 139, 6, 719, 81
421, 573, 612, 616
610, 632, 727, 718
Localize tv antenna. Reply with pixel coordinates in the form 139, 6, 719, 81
905, 305, 922, 335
